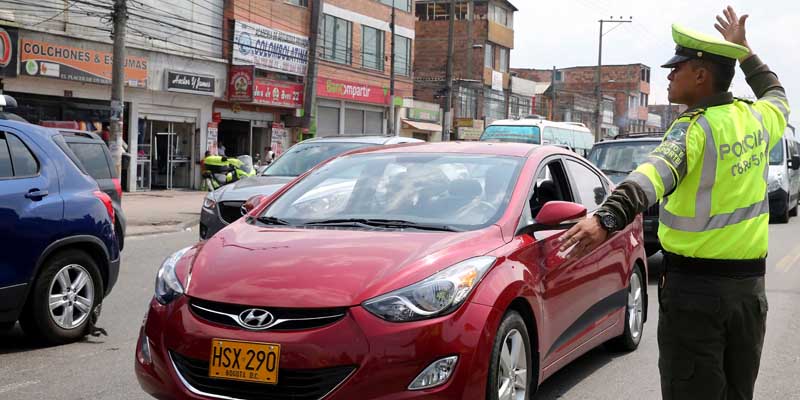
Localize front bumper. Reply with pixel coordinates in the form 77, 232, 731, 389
135, 296, 501, 400
199, 206, 227, 240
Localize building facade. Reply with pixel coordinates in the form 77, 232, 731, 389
0, 0, 227, 192
513, 63, 651, 137
413, 0, 517, 139
648, 103, 688, 130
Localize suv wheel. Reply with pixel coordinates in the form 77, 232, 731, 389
20, 249, 103, 345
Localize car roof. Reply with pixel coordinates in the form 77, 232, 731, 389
351, 141, 538, 157
0, 119, 59, 136
302, 135, 424, 145
58, 129, 104, 141
594, 137, 662, 145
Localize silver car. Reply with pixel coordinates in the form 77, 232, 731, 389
199, 135, 423, 239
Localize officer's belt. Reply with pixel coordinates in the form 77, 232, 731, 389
663, 251, 766, 278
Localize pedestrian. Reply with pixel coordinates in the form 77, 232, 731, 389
558, 7, 788, 400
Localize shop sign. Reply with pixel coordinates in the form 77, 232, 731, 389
458, 127, 483, 141
20, 39, 147, 87
166, 70, 215, 95
408, 107, 440, 122
212, 112, 222, 123
317, 77, 389, 105
207, 122, 219, 155
0, 27, 18, 77
253, 79, 304, 108
456, 118, 475, 128
233, 20, 308, 76
228, 65, 254, 102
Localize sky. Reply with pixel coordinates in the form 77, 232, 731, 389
510, 0, 800, 126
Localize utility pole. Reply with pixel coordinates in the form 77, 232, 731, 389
595, 17, 631, 142
550, 65, 556, 120
442, 0, 456, 141
388, 5, 396, 136
466, 0, 474, 79
303, 0, 323, 137
110, 0, 127, 178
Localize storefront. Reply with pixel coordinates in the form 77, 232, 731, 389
399, 98, 442, 142
316, 77, 389, 136
3, 29, 227, 191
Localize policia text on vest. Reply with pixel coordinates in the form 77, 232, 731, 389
558, 7, 789, 400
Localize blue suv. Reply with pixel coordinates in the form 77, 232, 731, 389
0, 119, 120, 344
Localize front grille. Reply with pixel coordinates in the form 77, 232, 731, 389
190, 298, 347, 331
171, 351, 356, 400
219, 201, 245, 224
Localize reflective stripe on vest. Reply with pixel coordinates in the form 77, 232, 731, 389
659, 113, 771, 232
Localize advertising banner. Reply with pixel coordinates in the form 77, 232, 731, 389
20, 39, 147, 87
253, 79, 304, 108
228, 65, 254, 102
0, 27, 18, 77
233, 20, 308, 76
317, 77, 389, 105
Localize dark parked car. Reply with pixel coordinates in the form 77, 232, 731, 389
200, 135, 423, 239
59, 129, 127, 251
588, 135, 662, 256
0, 120, 120, 344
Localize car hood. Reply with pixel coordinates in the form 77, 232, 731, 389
216, 175, 296, 202
186, 222, 504, 308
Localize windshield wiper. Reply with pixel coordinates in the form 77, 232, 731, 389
256, 215, 291, 226
305, 218, 462, 232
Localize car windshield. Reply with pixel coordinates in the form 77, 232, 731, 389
588, 141, 660, 182
769, 139, 784, 165
261, 153, 524, 231
480, 125, 541, 144
262, 142, 374, 177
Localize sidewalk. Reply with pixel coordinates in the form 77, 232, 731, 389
122, 190, 208, 236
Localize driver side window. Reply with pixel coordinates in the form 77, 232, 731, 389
525, 159, 573, 225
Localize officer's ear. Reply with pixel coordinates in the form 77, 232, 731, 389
689, 60, 713, 89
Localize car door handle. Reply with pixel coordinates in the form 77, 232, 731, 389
25, 189, 49, 200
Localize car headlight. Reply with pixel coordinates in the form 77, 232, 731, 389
154, 247, 192, 305
203, 194, 217, 210
362, 256, 496, 322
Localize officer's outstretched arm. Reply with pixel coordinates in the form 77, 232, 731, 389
741, 55, 790, 147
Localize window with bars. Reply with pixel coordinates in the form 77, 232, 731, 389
457, 87, 478, 119
362, 26, 384, 71
394, 35, 411, 76
322, 15, 352, 65
415, 3, 468, 20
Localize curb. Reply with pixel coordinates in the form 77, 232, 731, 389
126, 218, 200, 238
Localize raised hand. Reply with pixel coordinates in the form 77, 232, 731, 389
714, 5, 751, 55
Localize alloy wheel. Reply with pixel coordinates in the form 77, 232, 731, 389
627, 271, 644, 340
497, 329, 528, 400
48, 264, 95, 330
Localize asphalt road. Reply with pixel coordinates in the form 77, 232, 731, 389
1, 220, 799, 400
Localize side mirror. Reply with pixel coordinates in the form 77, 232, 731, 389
242, 194, 266, 215
790, 155, 800, 170
520, 201, 587, 235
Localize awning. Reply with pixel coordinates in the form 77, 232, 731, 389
402, 119, 442, 132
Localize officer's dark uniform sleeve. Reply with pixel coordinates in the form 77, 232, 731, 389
741, 55, 790, 148
596, 116, 701, 229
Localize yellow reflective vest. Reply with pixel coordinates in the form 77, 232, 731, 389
628, 88, 789, 260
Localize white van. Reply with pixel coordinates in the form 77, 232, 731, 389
480, 117, 595, 157
768, 125, 800, 223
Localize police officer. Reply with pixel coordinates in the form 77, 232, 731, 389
559, 7, 788, 400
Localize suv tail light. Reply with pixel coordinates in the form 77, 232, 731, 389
94, 190, 115, 225
112, 178, 123, 200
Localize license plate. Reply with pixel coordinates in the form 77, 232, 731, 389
209, 339, 281, 384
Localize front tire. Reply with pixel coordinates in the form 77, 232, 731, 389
607, 266, 645, 352
20, 250, 103, 345
487, 311, 535, 400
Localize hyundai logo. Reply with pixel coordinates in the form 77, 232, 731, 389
237, 308, 275, 330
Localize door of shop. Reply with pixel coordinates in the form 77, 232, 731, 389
140, 120, 195, 189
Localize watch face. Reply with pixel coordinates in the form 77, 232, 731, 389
602, 214, 617, 230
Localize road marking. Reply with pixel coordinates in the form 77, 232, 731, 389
0, 381, 38, 394
776, 246, 800, 273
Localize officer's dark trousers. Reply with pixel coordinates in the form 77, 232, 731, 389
658, 265, 768, 400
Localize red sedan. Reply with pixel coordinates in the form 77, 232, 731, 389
135, 142, 648, 400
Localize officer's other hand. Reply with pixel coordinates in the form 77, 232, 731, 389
715, 6, 750, 53
558, 216, 609, 259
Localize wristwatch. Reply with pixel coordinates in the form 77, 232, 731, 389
595, 212, 618, 233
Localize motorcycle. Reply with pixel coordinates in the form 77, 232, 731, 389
202, 155, 256, 191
